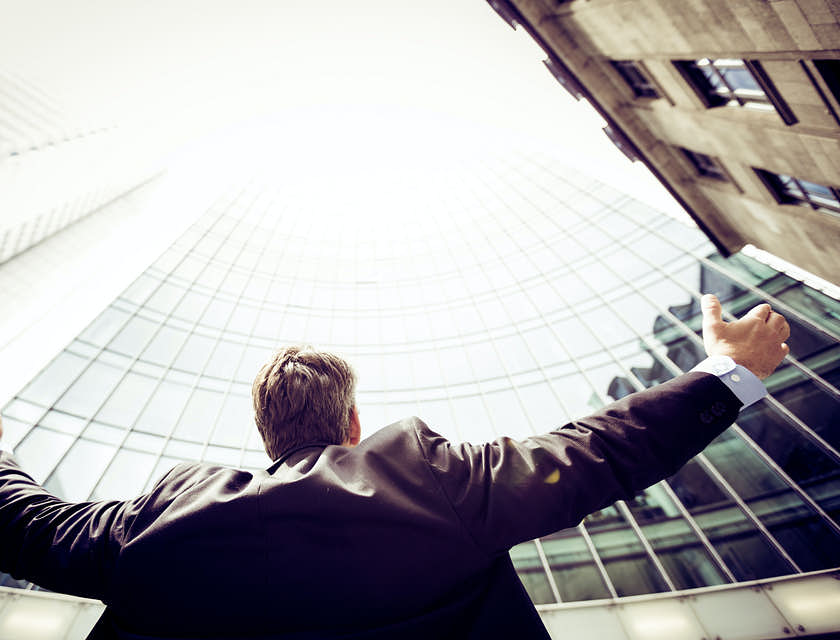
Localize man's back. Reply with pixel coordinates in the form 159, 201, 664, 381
1, 369, 747, 638
76, 419, 551, 638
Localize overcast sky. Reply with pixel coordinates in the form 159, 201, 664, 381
0, 0, 680, 210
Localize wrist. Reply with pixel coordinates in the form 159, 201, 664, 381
691, 356, 767, 408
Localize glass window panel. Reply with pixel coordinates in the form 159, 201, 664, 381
174, 388, 225, 442
145, 281, 185, 313
798, 179, 834, 199
54, 360, 124, 418
450, 395, 494, 442
626, 486, 727, 589
212, 392, 252, 448
78, 307, 131, 347
44, 439, 116, 502
141, 325, 188, 366
109, 316, 159, 356
84, 421, 127, 445
492, 333, 535, 374
576, 261, 621, 293
201, 297, 235, 329
378, 352, 413, 390
463, 341, 504, 379
510, 542, 556, 605
242, 449, 272, 470
584, 508, 669, 597
237, 346, 272, 383
92, 449, 157, 500
517, 381, 568, 431
354, 354, 385, 391
437, 346, 474, 387
254, 309, 284, 340
121, 274, 159, 305
736, 391, 840, 521
449, 303, 482, 333
227, 305, 259, 335
0, 416, 33, 450
203, 445, 240, 466
521, 326, 567, 367
15, 427, 75, 483
205, 339, 246, 380
549, 272, 592, 305
96, 372, 158, 427
704, 430, 840, 570
18, 351, 89, 406
305, 314, 334, 343
720, 66, 760, 91
484, 388, 531, 440
199, 264, 227, 290
542, 530, 611, 602
172, 333, 215, 372
124, 431, 165, 454
409, 350, 443, 389
555, 318, 600, 358
552, 373, 601, 420
415, 398, 455, 440
135, 378, 193, 436
164, 438, 203, 460
667, 460, 792, 580
39, 410, 87, 435
581, 308, 633, 347
173, 290, 210, 321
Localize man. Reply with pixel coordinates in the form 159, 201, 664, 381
0, 294, 789, 639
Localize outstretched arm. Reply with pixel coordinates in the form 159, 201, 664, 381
422, 295, 790, 554
0, 446, 126, 600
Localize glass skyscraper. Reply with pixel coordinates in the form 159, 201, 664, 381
1, 139, 838, 639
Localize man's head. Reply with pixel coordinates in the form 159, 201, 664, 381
252, 345, 359, 460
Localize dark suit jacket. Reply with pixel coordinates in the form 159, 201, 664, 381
0, 372, 740, 639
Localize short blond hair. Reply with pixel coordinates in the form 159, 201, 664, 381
252, 346, 357, 460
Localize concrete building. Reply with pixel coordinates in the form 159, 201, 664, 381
0, 70, 164, 264
488, 0, 840, 284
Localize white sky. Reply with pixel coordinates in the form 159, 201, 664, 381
0, 0, 657, 178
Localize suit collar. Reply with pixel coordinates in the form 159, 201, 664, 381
268, 441, 331, 471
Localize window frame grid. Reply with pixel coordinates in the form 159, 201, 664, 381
674, 58, 797, 124
37, 203, 236, 499
610, 60, 660, 99
505, 153, 840, 571
473, 157, 727, 594
755, 169, 840, 217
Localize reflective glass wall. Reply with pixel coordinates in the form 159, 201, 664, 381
2, 144, 838, 603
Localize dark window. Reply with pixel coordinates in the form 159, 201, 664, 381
814, 59, 840, 102
611, 60, 659, 98
679, 148, 728, 181
674, 59, 797, 124
755, 169, 840, 215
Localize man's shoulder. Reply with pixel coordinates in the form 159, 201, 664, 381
358, 416, 442, 450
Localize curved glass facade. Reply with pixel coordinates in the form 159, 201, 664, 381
1, 144, 839, 612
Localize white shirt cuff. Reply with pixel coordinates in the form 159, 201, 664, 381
691, 355, 767, 409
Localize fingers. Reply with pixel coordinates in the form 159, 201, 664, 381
768, 311, 790, 340
701, 294, 723, 333
746, 303, 772, 322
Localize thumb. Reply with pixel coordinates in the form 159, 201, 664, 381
701, 294, 724, 335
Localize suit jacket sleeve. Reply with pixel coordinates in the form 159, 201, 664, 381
417, 371, 741, 555
0, 455, 189, 600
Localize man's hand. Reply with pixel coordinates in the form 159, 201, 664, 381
701, 294, 790, 379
